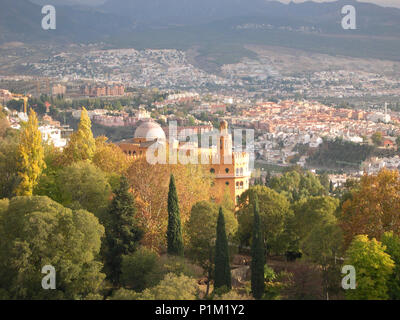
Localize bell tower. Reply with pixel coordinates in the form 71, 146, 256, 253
217, 120, 232, 164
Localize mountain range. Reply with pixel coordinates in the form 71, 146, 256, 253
1, 0, 399, 63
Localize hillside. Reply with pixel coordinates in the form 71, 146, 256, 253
0, 0, 135, 43
0, 0, 399, 64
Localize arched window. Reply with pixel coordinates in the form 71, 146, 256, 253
210, 168, 215, 174
128, 150, 132, 155
225, 168, 229, 173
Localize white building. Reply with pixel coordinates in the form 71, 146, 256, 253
39, 125, 67, 149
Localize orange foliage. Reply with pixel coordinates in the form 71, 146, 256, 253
340, 168, 400, 246
126, 158, 212, 252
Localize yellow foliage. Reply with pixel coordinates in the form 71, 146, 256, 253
92, 136, 132, 175
15, 109, 46, 196
62, 107, 96, 165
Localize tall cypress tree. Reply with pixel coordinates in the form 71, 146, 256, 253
214, 207, 232, 292
251, 193, 265, 299
105, 176, 143, 285
167, 174, 184, 256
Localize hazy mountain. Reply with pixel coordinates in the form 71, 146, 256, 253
98, 0, 400, 36
0, 0, 135, 43
29, 0, 106, 6
1, 0, 399, 63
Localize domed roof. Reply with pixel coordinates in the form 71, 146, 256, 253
134, 121, 166, 141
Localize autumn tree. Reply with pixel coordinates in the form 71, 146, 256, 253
92, 136, 131, 175
0, 196, 105, 299
214, 207, 232, 293
104, 176, 143, 285
167, 174, 184, 256
15, 109, 46, 196
340, 169, 400, 246
62, 107, 96, 164
126, 159, 211, 251
344, 235, 394, 300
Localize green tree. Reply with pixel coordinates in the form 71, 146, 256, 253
396, 136, 400, 151
36, 161, 112, 220
0, 135, 20, 199
381, 232, 400, 299
104, 176, 143, 285
111, 273, 198, 300
120, 247, 163, 292
344, 235, 394, 300
237, 186, 292, 255
251, 193, 265, 300
0, 196, 105, 299
292, 196, 339, 244
62, 107, 96, 164
371, 131, 383, 146
214, 207, 231, 293
269, 170, 326, 203
15, 110, 46, 196
187, 201, 237, 297
167, 174, 184, 256
301, 217, 343, 299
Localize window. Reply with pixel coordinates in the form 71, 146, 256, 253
210, 168, 215, 174
225, 168, 229, 173
225, 181, 229, 186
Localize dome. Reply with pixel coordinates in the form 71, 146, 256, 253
134, 121, 166, 141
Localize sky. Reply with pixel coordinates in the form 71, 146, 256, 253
278, 0, 400, 8
30, 0, 400, 9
